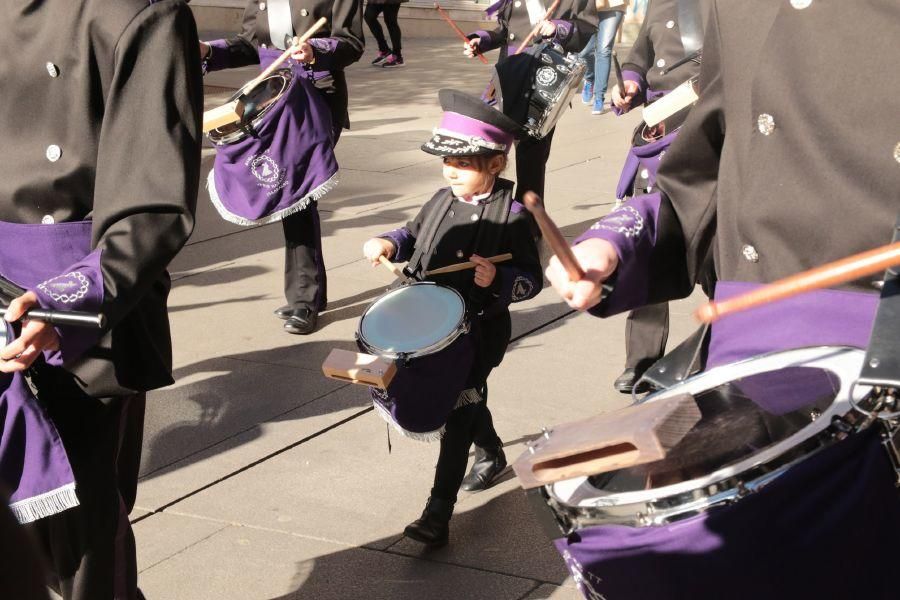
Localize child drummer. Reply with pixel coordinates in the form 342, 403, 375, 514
363, 89, 543, 547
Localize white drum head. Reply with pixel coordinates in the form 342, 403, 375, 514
359, 283, 466, 357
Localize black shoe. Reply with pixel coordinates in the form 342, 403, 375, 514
274, 305, 292, 320
614, 368, 650, 394
403, 497, 453, 547
460, 446, 507, 492
283, 308, 318, 335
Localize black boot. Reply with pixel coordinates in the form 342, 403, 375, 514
403, 497, 453, 547
460, 445, 506, 492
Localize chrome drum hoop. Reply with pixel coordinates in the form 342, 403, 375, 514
207, 69, 294, 146
356, 282, 469, 361
544, 346, 873, 530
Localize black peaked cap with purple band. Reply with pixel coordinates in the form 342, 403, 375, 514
422, 89, 523, 157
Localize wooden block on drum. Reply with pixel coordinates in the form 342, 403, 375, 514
512, 393, 701, 489
321, 348, 396, 388
642, 79, 698, 127
202, 99, 245, 133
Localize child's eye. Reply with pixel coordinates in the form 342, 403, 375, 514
457, 160, 471, 168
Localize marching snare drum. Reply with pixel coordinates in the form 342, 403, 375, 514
524, 346, 900, 599
491, 43, 586, 140
206, 66, 338, 226
357, 282, 476, 441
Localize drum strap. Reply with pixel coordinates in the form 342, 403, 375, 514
639, 323, 710, 392
676, 0, 704, 57
267, 0, 296, 50
858, 215, 900, 389
405, 195, 454, 280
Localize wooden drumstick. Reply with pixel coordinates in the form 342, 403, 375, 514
514, 0, 561, 55
694, 241, 900, 324
202, 17, 327, 132
377, 255, 403, 277
523, 191, 585, 281
435, 3, 489, 65
424, 253, 513, 276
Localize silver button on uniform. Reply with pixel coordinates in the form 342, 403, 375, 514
742, 245, 760, 263
893, 141, 900, 164
46, 145, 62, 162
790, 0, 812, 9
470, 214, 479, 222
514, 0, 522, 6
640, 168, 649, 180
41, 215, 55, 225
46, 62, 59, 77
656, 58, 666, 68
259, 2, 266, 10
665, 20, 675, 29
300, 8, 308, 16
509, 33, 516, 41
456, 250, 464, 258
757, 113, 776, 136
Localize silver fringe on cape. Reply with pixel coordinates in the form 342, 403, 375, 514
372, 387, 484, 443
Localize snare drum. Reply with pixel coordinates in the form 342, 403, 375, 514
492, 43, 586, 140
358, 282, 476, 441
525, 346, 900, 599
206, 67, 338, 226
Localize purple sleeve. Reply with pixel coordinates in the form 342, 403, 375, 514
202, 38, 259, 73
307, 38, 342, 71
573, 193, 663, 317
612, 69, 648, 115
469, 29, 499, 52
492, 265, 541, 306
378, 228, 416, 263
30, 250, 105, 366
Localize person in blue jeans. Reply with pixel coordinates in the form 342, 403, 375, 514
580, 4, 625, 115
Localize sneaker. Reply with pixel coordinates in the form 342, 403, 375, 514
581, 80, 593, 105
371, 51, 390, 66
591, 98, 610, 115
381, 53, 404, 68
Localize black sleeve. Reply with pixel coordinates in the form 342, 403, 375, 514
320, 0, 365, 70
91, 1, 202, 328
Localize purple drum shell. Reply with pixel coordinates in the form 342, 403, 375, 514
370, 332, 475, 441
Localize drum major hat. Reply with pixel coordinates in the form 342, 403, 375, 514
422, 89, 521, 157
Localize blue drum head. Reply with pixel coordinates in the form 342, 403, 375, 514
359, 283, 465, 356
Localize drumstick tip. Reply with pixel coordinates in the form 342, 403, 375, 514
523, 191, 544, 213
694, 302, 718, 324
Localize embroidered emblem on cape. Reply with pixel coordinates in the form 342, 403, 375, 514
37, 272, 90, 304
536, 66, 558, 87
561, 549, 608, 600
591, 205, 644, 238
247, 152, 287, 196
511, 275, 534, 301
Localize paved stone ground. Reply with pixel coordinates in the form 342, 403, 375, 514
131, 37, 705, 599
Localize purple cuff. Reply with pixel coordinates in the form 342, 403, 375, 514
307, 38, 340, 71
378, 228, 415, 263
29, 249, 105, 367
614, 129, 678, 199
470, 30, 496, 52
573, 194, 662, 317
495, 266, 540, 306
551, 20, 573, 45
203, 39, 234, 73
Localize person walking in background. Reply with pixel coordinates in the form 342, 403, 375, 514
366, 0, 409, 67
580, 1, 626, 115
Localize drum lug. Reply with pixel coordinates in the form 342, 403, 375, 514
878, 421, 900, 487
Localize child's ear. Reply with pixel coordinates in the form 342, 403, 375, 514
489, 154, 505, 175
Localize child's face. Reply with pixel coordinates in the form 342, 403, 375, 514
442, 156, 496, 198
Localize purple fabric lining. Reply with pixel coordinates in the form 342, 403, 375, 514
575, 193, 662, 316
707, 282, 879, 368
307, 38, 339, 72
614, 129, 678, 199
550, 20, 572, 45
553, 428, 899, 599
472, 29, 495, 52
209, 63, 338, 225
440, 112, 514, 149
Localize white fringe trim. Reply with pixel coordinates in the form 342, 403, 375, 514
371, 388, 485, 443
206, 169, 339, 226
9, 482, 80, 524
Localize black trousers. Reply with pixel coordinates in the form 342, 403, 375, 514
364, 3, 402, 54
0, 495, 49, 600
24, 366, 145, 600
624, 302, 670, 372
514, 127, 555, 202
282, 206, 327, 310
431, 386, 502, 504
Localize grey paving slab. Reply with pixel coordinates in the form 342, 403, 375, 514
523, 583, 582, 600
134, 512, 228, 574
138, 524, 539, 600
137, 384, 370, 512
